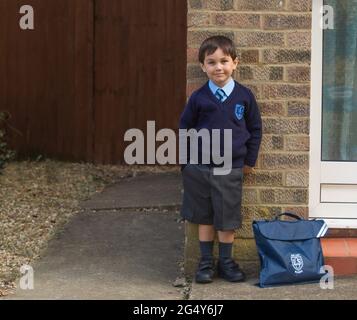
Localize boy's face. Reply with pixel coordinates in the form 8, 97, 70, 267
200, 48, 238, 87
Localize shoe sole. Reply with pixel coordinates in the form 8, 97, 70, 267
221, 276, 245, 282
195, 278, 213, 284
218, 272, 245, 282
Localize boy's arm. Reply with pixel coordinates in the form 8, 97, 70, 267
244, 90, 263, 167
179, 93, 199, 170
179, 93, 198, 130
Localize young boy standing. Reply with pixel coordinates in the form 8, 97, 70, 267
179, 36, 262, 283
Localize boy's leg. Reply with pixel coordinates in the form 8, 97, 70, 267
209, 167, 245, 282
198, 224, 215, 259
217, 230, 245, 282
180, 165, 216, 283
199, 224, 215, 241
217, 230, 234, 260
196, 224, 215, 284
217, 230, 234, 243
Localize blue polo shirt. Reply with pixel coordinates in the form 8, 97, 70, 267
208, 78, 235, 102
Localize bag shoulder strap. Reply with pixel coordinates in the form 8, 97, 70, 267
274, 212, 302, 221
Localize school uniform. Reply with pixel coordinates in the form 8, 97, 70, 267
179, 78, 262, 231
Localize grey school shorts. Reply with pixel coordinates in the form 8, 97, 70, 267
180, 164, 244, 231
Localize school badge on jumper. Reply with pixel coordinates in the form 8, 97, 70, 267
235, 104, 245, 120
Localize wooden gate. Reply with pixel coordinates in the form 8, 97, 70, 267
0, 0, 187, 164
94, 0, 187, 163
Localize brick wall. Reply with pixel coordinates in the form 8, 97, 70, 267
185, 0, 312, 274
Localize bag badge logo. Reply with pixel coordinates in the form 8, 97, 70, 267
235, 104, 245, 120
290, 254, 304, 274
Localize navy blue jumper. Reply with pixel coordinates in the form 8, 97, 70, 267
179, 80, 262, 168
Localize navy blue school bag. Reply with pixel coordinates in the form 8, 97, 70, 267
253, 212, 328, 288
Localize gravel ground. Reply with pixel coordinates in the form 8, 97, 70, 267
0, 159, 179, 296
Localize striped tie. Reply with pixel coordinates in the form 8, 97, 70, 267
215, 88, 226, 102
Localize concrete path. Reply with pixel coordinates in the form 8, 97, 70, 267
82, 172, 183, 210
4, 172, 185, 300
4, 170, 357, 300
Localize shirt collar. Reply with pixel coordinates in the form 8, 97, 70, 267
208, 78, 235, 97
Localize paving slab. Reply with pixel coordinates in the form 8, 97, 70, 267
81, 172, 183, 210
190, 275, 357, 300
4, 209, 184, 300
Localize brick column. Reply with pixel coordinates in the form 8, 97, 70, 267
185, 0, 312, 275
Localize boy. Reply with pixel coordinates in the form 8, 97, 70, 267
179, 36, 262, 283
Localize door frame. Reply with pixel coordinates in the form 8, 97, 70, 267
309, 0, 357, 228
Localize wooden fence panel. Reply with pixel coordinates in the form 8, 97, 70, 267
94, 0, 187, 163
0, 0, 94, 161
0, 0, 187, 164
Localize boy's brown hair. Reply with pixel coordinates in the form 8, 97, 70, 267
198, 35, 238, 64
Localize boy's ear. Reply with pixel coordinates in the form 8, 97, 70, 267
200, 63, 206, 73
233, 57, 239, 69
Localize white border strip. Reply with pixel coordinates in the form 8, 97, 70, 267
309, 0, 324, 217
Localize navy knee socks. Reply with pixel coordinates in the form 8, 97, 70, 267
218, 242, 233, 260
200, 241, 233, 260
199, 241, 214, 259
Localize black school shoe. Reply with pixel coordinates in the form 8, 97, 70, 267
217, 258, 246, 282
195, 257, 215, 284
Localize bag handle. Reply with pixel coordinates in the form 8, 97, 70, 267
274, 212, 303, 221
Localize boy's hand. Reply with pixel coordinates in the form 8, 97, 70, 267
243, 165, 254, 174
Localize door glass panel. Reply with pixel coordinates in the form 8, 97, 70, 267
322, 0, 357, 161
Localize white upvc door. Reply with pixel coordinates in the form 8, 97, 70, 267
310, 0, 357, 228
